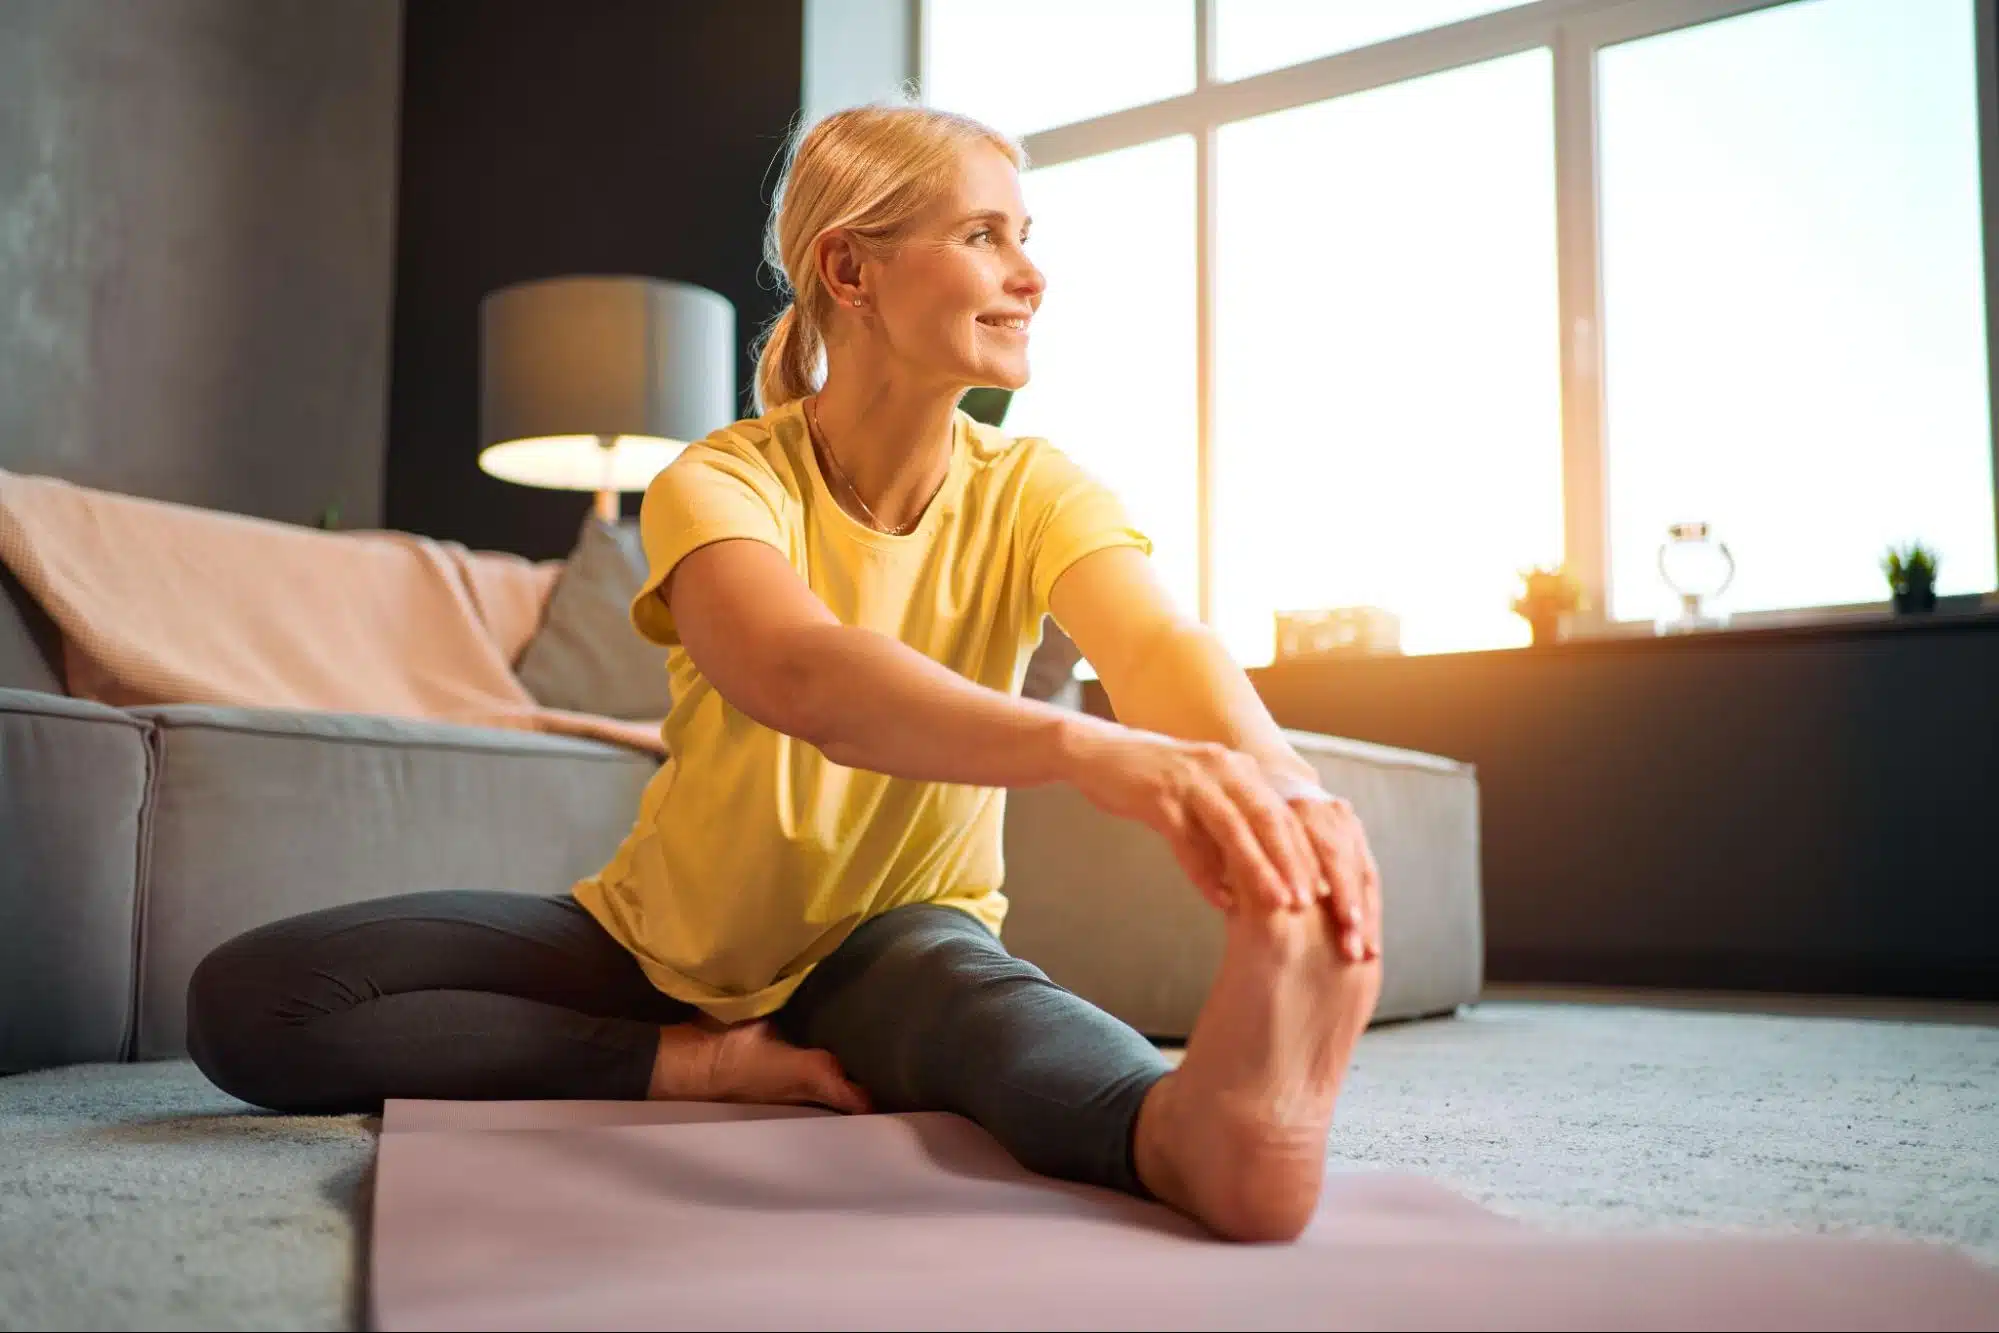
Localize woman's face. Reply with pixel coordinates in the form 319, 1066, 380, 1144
856, 143, 1044, 394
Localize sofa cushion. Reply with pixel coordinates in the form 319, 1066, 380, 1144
515, 517, 673, 720
126, 705, 659, 1060
0, 689, 150, 1073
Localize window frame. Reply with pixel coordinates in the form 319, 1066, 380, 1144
919, 0, 1999, 641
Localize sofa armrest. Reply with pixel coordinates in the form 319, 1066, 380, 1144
0, 689, 150, 1072
998, 727, 1482, 1038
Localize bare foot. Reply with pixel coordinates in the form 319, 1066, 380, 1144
649, 1019, 872, 1114
1132, 900, 1382, 1242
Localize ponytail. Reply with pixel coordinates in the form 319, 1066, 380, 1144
751, 302, 823, 414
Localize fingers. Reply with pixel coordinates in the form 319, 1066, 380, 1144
1300, 800, 1381, 963
1185, 781, 1293, 912
1161, 804, 1234, 912
1214, 755, 1322, 911
1361, 840, 1384, 960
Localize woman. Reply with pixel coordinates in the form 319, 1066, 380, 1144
186, 104, 1384, 1243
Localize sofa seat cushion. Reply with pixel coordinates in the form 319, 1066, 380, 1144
126, 705, 659, 1061
0, 689, 151, 1073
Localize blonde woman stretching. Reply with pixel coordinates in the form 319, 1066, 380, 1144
185, 104, 1385, 1243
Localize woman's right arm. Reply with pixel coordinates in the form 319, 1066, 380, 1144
664, 537, 1317, 914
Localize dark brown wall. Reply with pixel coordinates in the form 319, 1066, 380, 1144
1209, 618, 1999, 1001
0, 0, 402, 525
386, 0, 805, 560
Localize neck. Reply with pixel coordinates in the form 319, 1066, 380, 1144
808, 372, 961, 530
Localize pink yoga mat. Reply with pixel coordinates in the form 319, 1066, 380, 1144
370, 1099, 1999, 1332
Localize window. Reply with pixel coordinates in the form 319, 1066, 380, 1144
1007, 137, 1202, 628
922, 0, 1195, 137
1212, 50, 1563, 662
1213, 0, 1535, 83
1598, 0, 1994, 623
921, 0, 1998, 656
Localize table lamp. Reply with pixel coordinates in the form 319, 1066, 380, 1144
479, 275, 736, 521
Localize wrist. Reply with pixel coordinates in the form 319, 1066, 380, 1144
1046, 707, 1124, 788
1261, 766, 1336, 804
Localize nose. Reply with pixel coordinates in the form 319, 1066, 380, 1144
1007, 252, 1045, 307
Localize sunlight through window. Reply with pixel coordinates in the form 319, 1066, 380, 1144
1212, 50, 1564, 662
1599, 0, 1994, 623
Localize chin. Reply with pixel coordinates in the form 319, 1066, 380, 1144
976, 361, 1031, 392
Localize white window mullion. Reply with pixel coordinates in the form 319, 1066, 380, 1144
1195, 0, 1217, 623
1979, 0, 1999, 589
1553, 20, 1610, 629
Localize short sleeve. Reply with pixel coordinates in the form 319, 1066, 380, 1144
1020, 442, 1153, 626
627, 443, 789, 646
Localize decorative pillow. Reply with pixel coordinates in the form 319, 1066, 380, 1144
515, 516, 672, 720
1022, 617, 1084, 705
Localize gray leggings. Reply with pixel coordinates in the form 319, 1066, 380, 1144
184, 891, 1172, 1197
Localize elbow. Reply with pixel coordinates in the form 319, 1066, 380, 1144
764, 630, 840, 749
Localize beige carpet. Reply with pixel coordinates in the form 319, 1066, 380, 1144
1, 998, 1993, 1330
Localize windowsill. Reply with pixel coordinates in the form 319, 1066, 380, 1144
1248, 593, 1999, 667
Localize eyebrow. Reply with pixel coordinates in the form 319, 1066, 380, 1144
957, 209, 1032, 229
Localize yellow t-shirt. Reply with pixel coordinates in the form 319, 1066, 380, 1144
570, 396, 1152, 1022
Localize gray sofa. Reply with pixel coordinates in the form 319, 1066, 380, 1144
0, 558, 1483, 1079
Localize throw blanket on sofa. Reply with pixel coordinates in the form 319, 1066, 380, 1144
0, 469, 667, 755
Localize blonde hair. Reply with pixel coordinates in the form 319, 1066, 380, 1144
751, 101, 1025, 414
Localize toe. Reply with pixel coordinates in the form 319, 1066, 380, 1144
794, 1052, 868, 1113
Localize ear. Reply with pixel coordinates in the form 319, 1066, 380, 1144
813, 228, 868, 309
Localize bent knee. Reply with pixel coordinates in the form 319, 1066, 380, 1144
184, 938, 301, 1109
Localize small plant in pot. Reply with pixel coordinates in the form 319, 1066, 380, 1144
1881, 541, 1940, 614
1511, 565, 1586, 647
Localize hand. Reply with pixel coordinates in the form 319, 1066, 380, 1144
1264, 772, 1382, 964
1062, 722, 1328, 917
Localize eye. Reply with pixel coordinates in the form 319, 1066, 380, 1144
969, 228, 995, 245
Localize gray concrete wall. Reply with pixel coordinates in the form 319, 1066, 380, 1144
0, 0, 401, 527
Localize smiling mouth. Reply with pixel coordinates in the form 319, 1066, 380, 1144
976, 316, 1030, 332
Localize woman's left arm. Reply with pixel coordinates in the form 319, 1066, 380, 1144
1046, 546, 1382, 957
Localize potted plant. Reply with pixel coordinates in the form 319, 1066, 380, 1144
1511, 565, 1586, 647
1881, 541, 1940, 613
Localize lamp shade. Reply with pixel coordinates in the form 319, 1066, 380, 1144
478, 275, 735, 493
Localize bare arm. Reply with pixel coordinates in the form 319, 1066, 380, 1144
665, 535, 1331, 917
1047, 546, 1318, 788
663, 537, 1117, 789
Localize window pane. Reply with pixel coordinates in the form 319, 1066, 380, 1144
1215, 0, 1532, 82
924, 0, 1194, 137
1600, 0, 1993, 623
1008, 137, 1199, 655
1214, 50, 1563, 662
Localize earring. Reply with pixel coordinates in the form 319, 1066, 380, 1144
851, 297, 863, 308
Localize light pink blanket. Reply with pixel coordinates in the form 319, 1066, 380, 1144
372, 1098, 1999, 1332
0, 469, 665, 754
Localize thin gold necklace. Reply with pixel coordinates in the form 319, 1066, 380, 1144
805, 396, 927, 536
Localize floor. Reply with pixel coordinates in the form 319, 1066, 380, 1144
1, 993, 1993, 1330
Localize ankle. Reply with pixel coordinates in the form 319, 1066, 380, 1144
647, 1022, 720, 1100
1131, 1073, 1189, 1206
